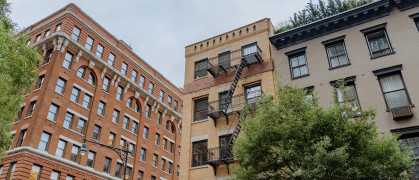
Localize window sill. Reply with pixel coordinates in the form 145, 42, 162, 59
64, 127, 85, 136
329, 62, 351, 70
11, 121, 20, 125
97, 114, 105, 118
140, 160, 146, 164
24, 116, 33, 120
165, 130, 175, 136
71, 101, 90, 111
42, 62, 50, 67
193, 76, 208, 82
77, 76, 96, 88
55, 92, 64, 96
101, 89, 109, 94
46, 119, 56, 123
370, 51, 395, 60
291, 74, 310, 80
190, 165, 208, 170
62, 67, 71, 71
124, 128, 138, 136
33, 88, 41, 92
164, 149, 174, 155
192, 119, 209, 124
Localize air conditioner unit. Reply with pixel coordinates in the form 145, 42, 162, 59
391, 106, 413, 120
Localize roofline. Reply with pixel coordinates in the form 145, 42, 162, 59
185, 18, 271, 48
23, 3, 184, 96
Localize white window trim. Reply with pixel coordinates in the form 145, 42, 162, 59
73, 83, 94, 96
120, 135, 136, 145
67, 108, 88, 121
124, 113, 139, 123
117, 159, 133, 168
163, 136, 175, 143
59, 135, 82, 147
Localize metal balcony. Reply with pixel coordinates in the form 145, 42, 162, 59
206, 146, 235, 175
207, 44, 262, 77
207, 90, 261, 126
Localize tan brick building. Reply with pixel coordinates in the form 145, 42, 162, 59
180, 18, 276, 179
0, 3, 182, 180
270, 0, 419, 178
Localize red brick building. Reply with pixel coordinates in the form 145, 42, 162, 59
0, 3, 183, 180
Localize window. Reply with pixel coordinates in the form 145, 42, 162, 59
92, 125, 101, 140
178, 146, 181, 157
55, 23, 61, 32
29, 164, 42, 180
128, 143, 135, 156
168, 162, 173, 174
157, 111, 162, 125
170, 142, 174, 153
161, 159, 166, 171
55, 139, 66, 157
131, 70, 137, 82
27, 101, 36, 117
44, 49, 53, 64
163, 138, 167, 150
85, 36, 94, 50
76, 118, 86, 134
165, 121, 169, 131
115, 163, 122, 178
400, 136, 419, 178
35, 76, 44, 90
50, 171, 60, 180
125, 167, 132, 180
194, 59, 208, 79
245, 84, 262, 104
334, 81, 361, 116
148, 83, 154, 94
192, 140, 208, 167
139, 76, 145, 88
63, 112, 73, 129
134, 101, 140, 113
365, 31, 392, 58
159, 90, 164, 101
168, 96, 172, 106
55, 77, 66, 94
126, 98, 132, 108
219, 91, 229, 111
116, 86, 123, 101
378, 73, 410, 109
242, 43, 258, 56
82, 94, 92, 109
7, 162, 16, 180
66, 175, 75, 180
70, 145, 80, 162
88, 73, 95, 86
96, 44, 104, 57
35, 34, 41, 42
179, 126, 182, 139
62, 53, 74, 70
71, 26, 81, 41
194, 97, 208, 122
103, 157, 111, 173
47, 103, 59, 121
324, 39, 349, 68
121, 62, 128, 75
289, 52, 308, 79
17, 106, 24, 122
132, 121, 138, 134
38, 132, 51, 151
70, 87, 80, 103
112, 109, 120, 124
218, 51, 231, 70
151, 176, 156, 180
97, 101, 106, 116
174, 100, 178, 111
138, 171, 144, 180
143, 126, 149, 139
108, 53, 115, 66
102, 76, 110, 92
77, 67, 86, 78
140, 148, 146, 161
177, 165, 180, 177
120, 139, 127, 150
108, 132, 115, 146
123, 116, 129, 130
146, 104, 151, 118
155, 133, 160, 146
44, 29, 50, 37
87, 151, 96, 168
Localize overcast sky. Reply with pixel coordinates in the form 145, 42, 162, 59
8, 0, 309, 88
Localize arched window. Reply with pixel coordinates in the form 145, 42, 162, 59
77, 67, 86, 78
88, 73, 95, 85
171, 124, 175, 134
165, 121, 169, 130
126, 97, 141, 113
126, 98, 132, 107
134, 101, 140, 113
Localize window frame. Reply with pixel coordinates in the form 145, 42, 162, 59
361, 23, 394, 59
103, 157, 111, 173
55, 77, 67, 94
55, 139, 67, 157
102, 76, 110, 92
47, 103, 59, 121
38, 132, 51, 151
194, 59, 208, 79
44, 48, 53, 64
96, 44, 104, 57
87, 151, 96, 168
71, 26, 81, 41
192, 140, 208, 167
121, 62, 128, 75
70, 145, 80, 162
85, 36, 94, 51
288, 52, 309, 79
92, 125, 101, 140
35, 74, 44, 89
377, 72, 412, 110
27, 101, 36, 117
97, 101, 106, 116
193, 97, 208, 122
108, 53, 115, 66
62, 51, 74, 70
322, 36, 350, 69
63, 112, 74, 129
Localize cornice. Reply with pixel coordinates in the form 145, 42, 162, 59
32, 32, 182, 120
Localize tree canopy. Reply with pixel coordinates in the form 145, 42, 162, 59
0, 0, 41, 156
275, 0, 374, 34
232, 83, 414, 179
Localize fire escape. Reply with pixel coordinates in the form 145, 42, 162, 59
205, 43, 263, 175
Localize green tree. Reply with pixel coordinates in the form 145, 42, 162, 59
232, 83, 414, 180
0, 0, 41, 156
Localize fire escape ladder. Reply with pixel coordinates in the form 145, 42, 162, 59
227, 112, 244, 146
222, 59, 247, 114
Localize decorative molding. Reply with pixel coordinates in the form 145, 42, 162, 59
111, 74, 117, 85
373, 64, 402, 76
144, 96, 149, 105
134, 91, 140, 98
75, 50, 83, 62
171, 115, 175, 122
101, 67, 107, 79
42, 44, 47, 56
152, 101, 157, 111
88, 60, 95, 69
56, 37, 63, 51
52, 38, 57, 51
155, 104, 160, 113
163, 109, 167, 118
115, 77, 121, 87
124, 83, 130, 94
329, 75, 356, 86
61, 39, 69, 52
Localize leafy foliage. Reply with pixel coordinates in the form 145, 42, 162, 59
232, 83, 414, 180
275, 0, 374, 34
0, 0, 41, 156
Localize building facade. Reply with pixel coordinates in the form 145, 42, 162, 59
180, 18, 276, 179
0, 3, 182, 180
270, 0, 419, 178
